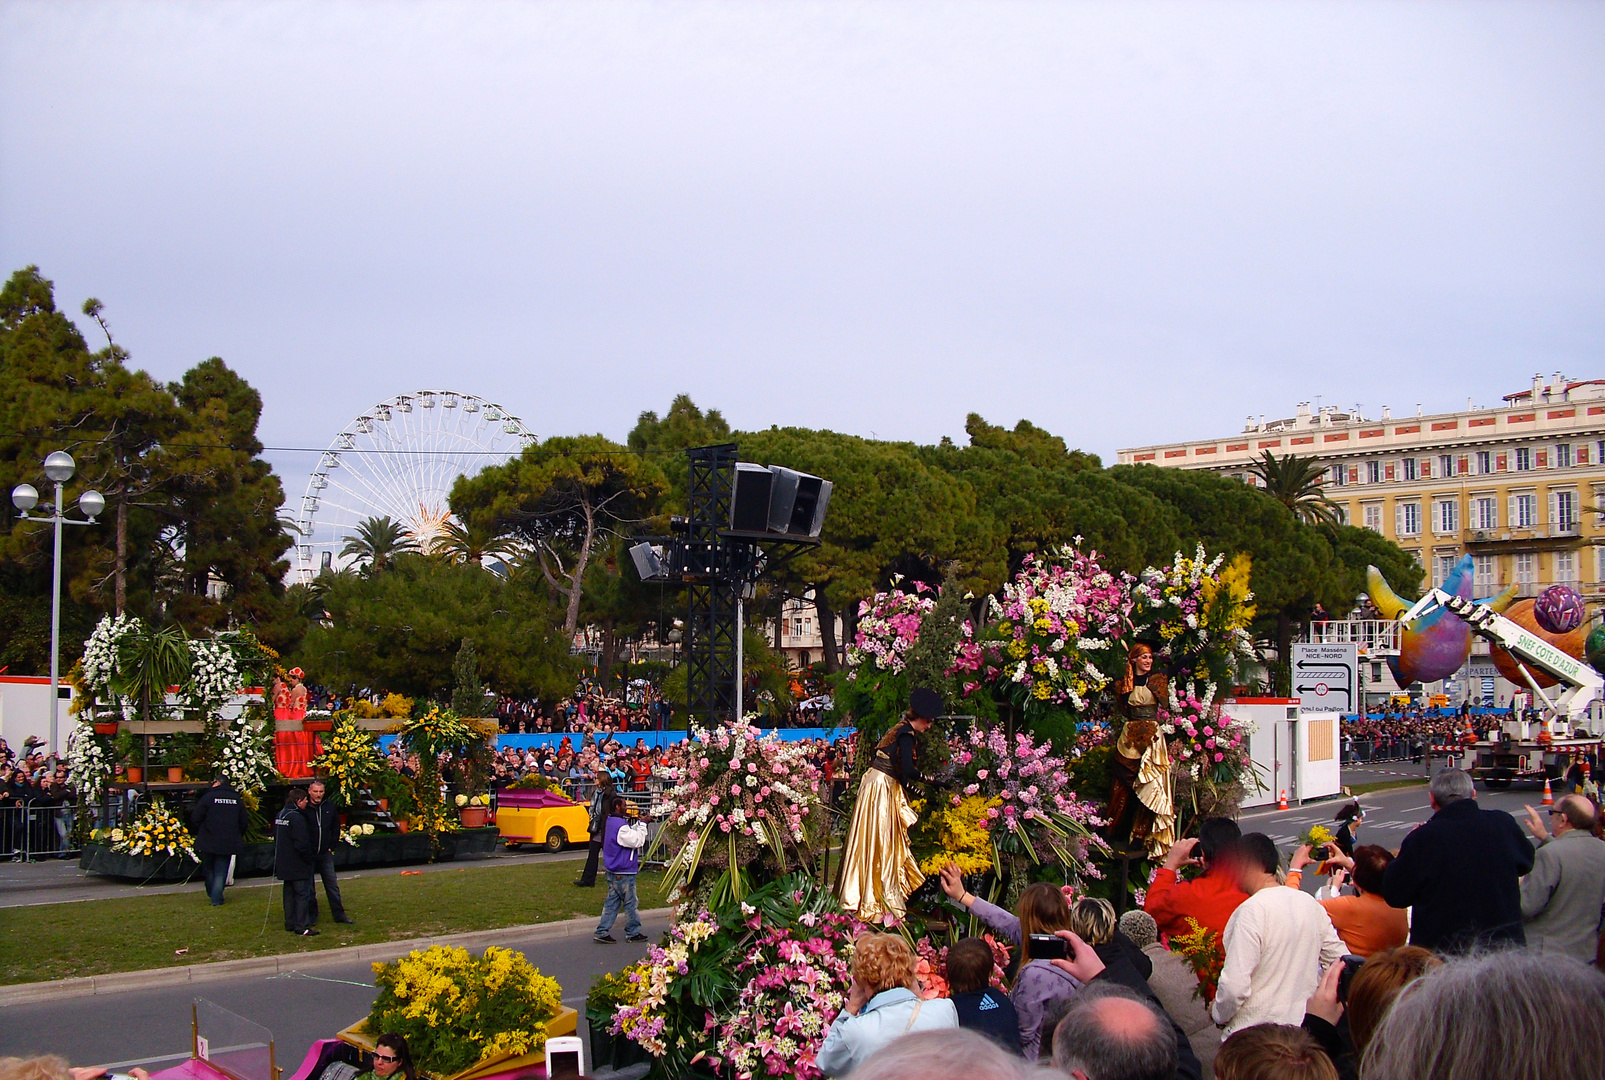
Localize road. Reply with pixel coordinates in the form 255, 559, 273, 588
0, 911, 673, 1072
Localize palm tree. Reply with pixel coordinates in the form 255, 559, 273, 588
434, 517, 522, 567
1247, 450, 1342, 526
340, 515, 419, 573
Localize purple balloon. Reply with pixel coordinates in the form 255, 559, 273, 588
1535, 585, 1586, 634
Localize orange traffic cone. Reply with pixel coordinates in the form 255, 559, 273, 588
1278, 789, 1289, 810
1542, 778, 1555, 807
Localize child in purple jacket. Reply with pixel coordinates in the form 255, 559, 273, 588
594, 796, 649, 943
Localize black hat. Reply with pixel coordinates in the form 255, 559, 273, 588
910, 688, 943, 720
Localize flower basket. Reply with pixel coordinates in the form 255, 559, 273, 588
459, 806, 488, 829
303, 719, 334, 732
336, 1008, 579, 1080
94, 721, 120, 736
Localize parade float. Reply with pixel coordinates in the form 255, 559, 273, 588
600, 543, 1263, 1079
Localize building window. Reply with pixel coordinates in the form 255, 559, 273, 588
1516, 553, 1537, 587
1473, 497, 1498, 531
1596, 546, 1605, 583
1474, 554, 1496, 589
1557, 443, 1574, 468
1556, 550, 1579, 586
1403, 458, 1418, 481
1435, 499, 1459, 534
1476, 451, 1492, 475
1434, 555, 1459, 584
1398, 502, 1422, 536
1366, 461, 1381, 484
1363, 504, 1383, 532
1515, 447, 1532, 471
1554, 490, 1577, 530
1439, 455, 1454, 478
1514, 493, 1537, 528
1328, 464, 1346, 487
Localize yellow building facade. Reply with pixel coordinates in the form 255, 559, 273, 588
1117, 375, 1605, 601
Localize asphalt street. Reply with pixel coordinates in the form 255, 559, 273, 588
0, 909, 673, 1071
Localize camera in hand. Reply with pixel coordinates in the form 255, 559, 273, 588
1309, 844, 1330, 861
1028, 933, 1069, 961
1337, 954, 1366, 1002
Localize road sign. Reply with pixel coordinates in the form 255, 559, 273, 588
1293, 642, 1358, 713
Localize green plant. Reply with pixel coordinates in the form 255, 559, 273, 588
367, 945, 562, 1074
369, 768, 418, 820
112, 623, 191, 725
452, 637, 487, 717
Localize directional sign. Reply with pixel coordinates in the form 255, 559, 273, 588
1293, 642, 1358, 713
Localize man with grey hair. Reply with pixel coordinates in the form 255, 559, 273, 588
1360, 949, 1605, 1080
1519, 792, 1605, 962
1051, 982, 1178, 1080
846, 1028, 1028, 1080
1381, 767, 1533, 951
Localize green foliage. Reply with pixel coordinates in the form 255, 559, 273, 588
1, 267, 295, 654
113, 623, 191, 723
1247, 450, 1342, 525
340, 515, 419, 573
452, 637, 486, 717
295, 556, 575, 701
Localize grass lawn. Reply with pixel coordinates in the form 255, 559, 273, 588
1348, 777, 1429, 795
1, 862, 671, 987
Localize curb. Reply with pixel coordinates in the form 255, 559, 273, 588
0, 907, 675, 1007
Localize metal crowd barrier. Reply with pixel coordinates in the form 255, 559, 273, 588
0, 801, 79, 860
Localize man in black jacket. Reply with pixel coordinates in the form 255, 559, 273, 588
192, 775, 249, 906
1382, 767, 1535, 952
274, 788, 318, 936
304, 779, 352, 924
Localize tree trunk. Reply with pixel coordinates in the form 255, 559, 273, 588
115, 496, 128, 615
816, 593, 838, 674
1276, 612, 1294, 697
563, 505, 596, 639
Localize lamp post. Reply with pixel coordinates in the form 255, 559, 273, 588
12, 452, 104, 758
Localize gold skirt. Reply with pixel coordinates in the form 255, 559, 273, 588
836, 768, 925, 924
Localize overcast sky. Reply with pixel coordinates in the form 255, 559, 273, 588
3, 1, 1602, 502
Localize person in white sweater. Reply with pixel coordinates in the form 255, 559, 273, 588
1210, 833, 1347, 1036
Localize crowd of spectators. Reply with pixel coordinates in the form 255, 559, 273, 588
0, 736, 72, 859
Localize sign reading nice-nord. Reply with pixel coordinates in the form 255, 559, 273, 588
1292, 642, 1358, 714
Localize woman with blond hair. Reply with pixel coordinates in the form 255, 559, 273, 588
816, 932, 958, 1077
939, 867, 1082, 1060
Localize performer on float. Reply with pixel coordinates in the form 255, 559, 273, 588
272, 675, 291, 723
287, 667, 309, 721
837, 687, 943, 923
1107, 643, 1176, 860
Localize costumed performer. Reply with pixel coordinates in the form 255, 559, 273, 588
836, 687, 943, 923
1107, 643, 1176, 860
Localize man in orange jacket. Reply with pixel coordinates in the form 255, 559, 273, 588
1143, 817, 1249, 942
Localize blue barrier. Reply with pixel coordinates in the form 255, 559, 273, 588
375, 726, 851, 753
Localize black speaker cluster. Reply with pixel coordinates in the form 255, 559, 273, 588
729, 463, 832, 538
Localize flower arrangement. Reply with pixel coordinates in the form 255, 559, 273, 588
454, 794, 489, 808
1162, 696, 1260, 823
846, 588, 936, 678
952, 544, 1130, 716
340, 823, 375, 845
397, 707, 485, 843
1130, 547, 1257, 699
81, 613, 140, 698
66, 721, 115, 805
367, 945, 563, 1076
188, 637, 244, 707
909, 794, 1000, 876
611, 875, 855, 1080
310, 719, 383, 806
652, 720, 825, 908
213, 710, 275, 795
1169, 916, 1225, 1002
112, 799, 198, 862
950, 725, 1107, 882
713, 908, 862, 1080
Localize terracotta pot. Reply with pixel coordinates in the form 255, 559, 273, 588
395, 820, 410, 834
459, 806, 488, 829
377, 798, 389, 811
166, 766, 185, 784
93, 722, 120, 736
125, 766, 143, 783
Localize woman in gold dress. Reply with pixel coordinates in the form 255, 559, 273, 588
1106, 643, 1176, 860
836, 688, 942, 923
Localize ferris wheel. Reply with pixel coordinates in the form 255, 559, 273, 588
293, 390, 537, 583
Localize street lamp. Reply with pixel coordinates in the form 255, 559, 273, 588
12, 452, 103, 758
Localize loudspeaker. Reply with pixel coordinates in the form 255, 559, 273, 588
730, 463, 775, 533
767, 468, 832, 537
629, 542, 665, 581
